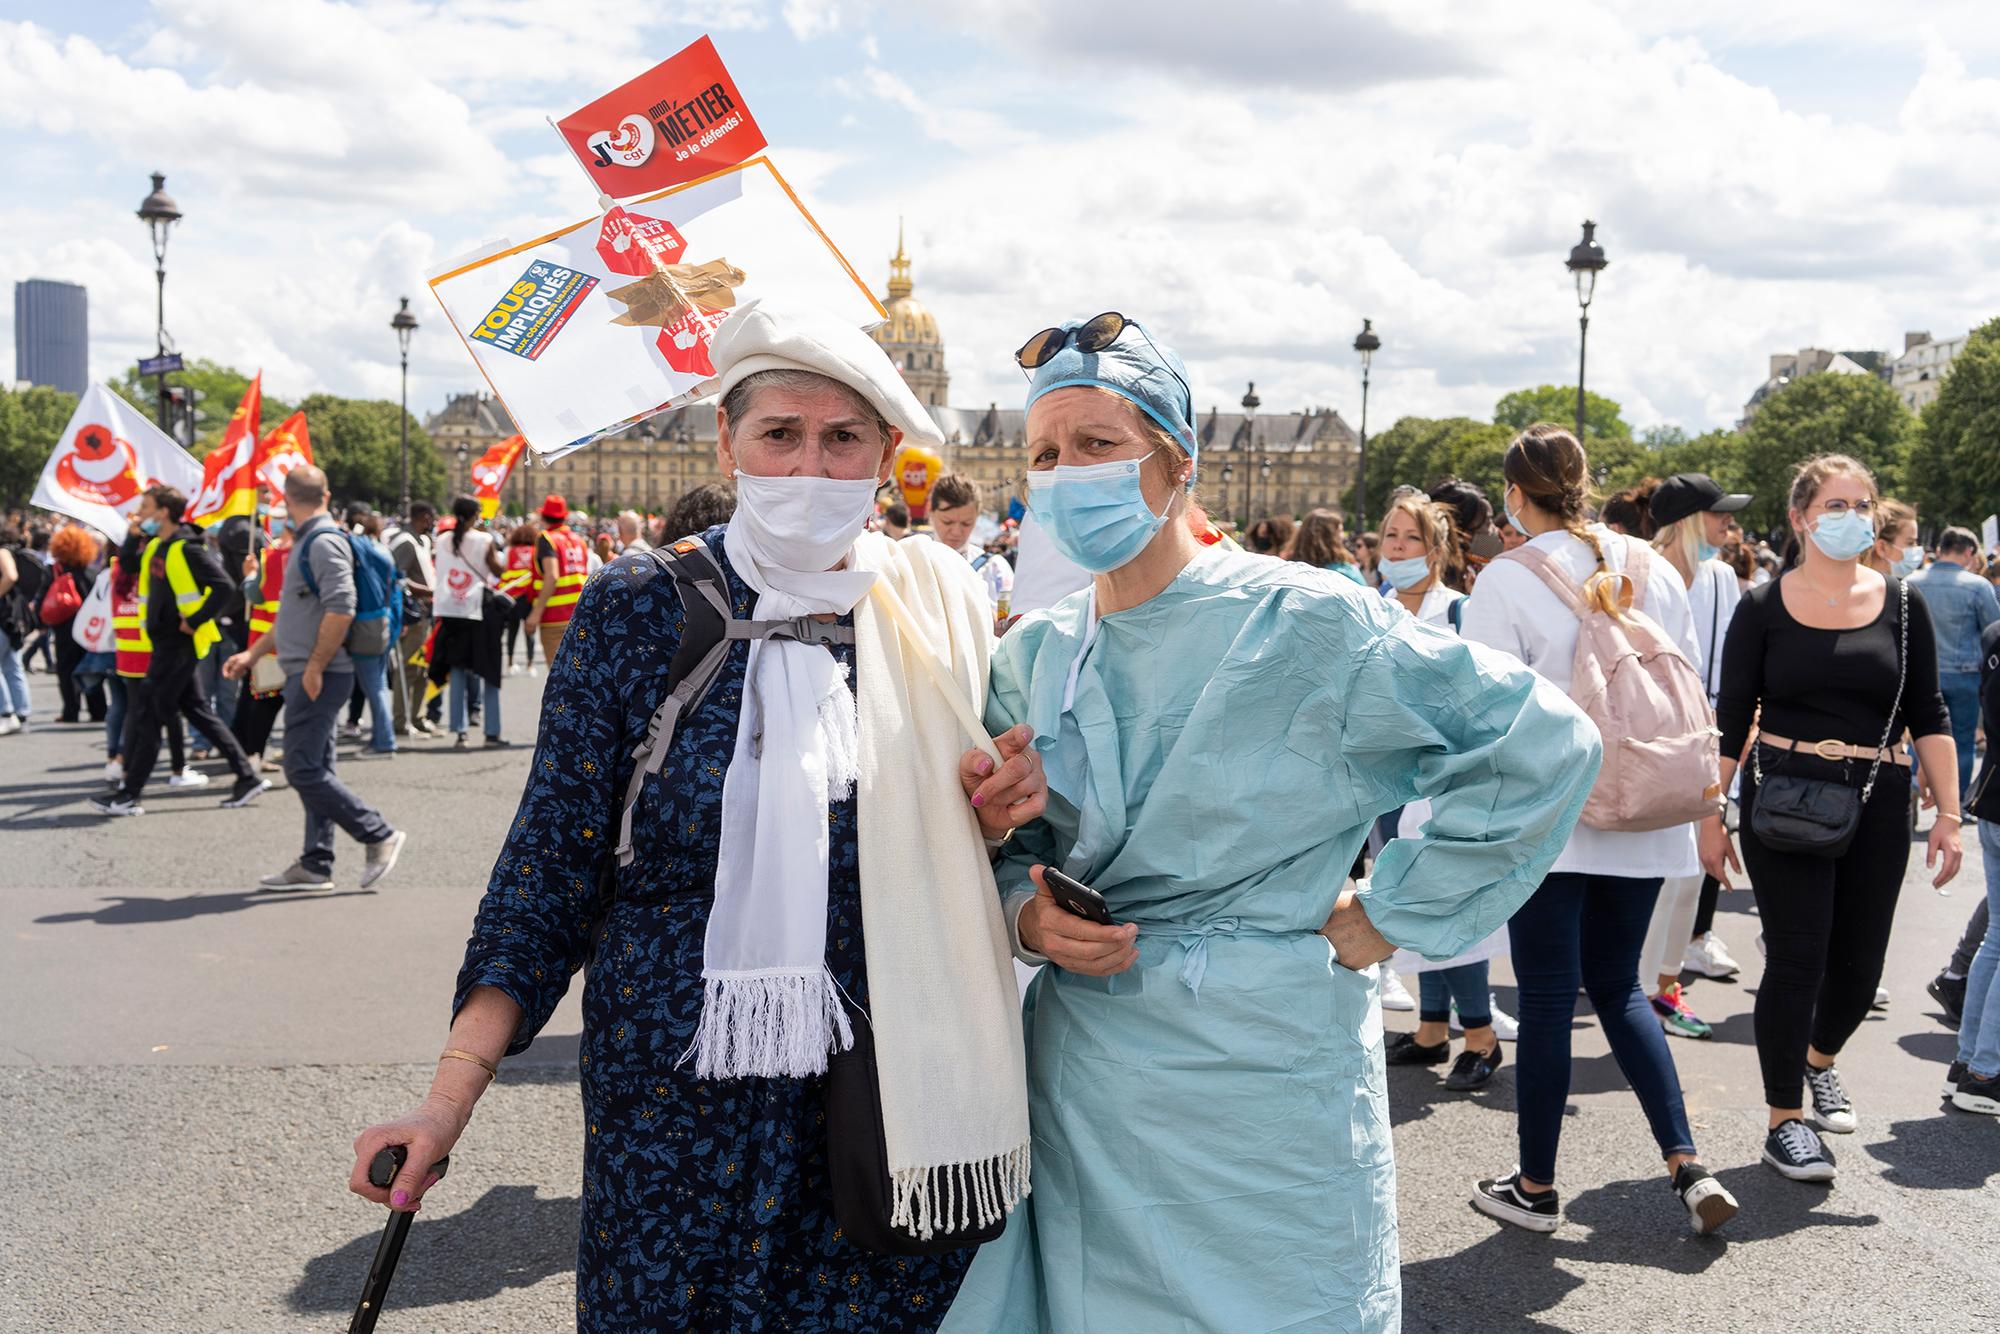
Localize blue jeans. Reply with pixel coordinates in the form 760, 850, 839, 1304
0, 625, 30, 717
448, 669, 499, 739
281, 670, 395, 876
1958, 821, 2000, 1077
80, 669, 117, 752
1508, 872, 1697, 1183
1941, 671, 1981, 797
1418, 962, 1491, 1028
353, 652, 397, 753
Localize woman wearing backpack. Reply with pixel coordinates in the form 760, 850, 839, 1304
1638, 475, 1754, 1036
1711, 454, 1961, 1181
1460, 423, 1740, 1236
429, 496, 507, 749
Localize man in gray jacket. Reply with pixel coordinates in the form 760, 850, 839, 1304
225, 466, 406, 891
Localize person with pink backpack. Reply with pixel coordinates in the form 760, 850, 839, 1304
1460, 423, 1740, 1237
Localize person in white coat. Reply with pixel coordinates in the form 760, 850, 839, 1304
1460, 424, 1740, 1237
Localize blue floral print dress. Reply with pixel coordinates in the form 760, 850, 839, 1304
455, 527, 976, 1332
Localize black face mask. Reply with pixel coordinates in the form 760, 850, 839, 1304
1248, 536, 1271, 553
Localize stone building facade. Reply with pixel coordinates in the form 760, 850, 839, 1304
1890, 330, 1966, 413
428, 234, 1361, 526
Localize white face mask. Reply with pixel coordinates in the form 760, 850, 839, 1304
729, 472, 881, 573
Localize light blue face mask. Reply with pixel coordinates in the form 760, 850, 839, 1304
1696, 538, 1721, 563
1026, 458, 1167, 573
139, 517, 160, 538
1892, 545, 1922, 578
1809, 509, 1876, 562
1380, 553, 1434, 590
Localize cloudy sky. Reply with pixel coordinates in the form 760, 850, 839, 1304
4, 0, 1999, 438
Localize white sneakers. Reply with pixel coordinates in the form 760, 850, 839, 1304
1683, 933, 1741, 979
167, 769, 211, 788
1380, 971, 1416, 1011
0, 715, 20, 736
103, 759, 124, 785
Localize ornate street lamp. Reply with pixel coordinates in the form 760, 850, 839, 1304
1352, 318, 1379, 529
136, 172, 182, 433
1240, 382, 1260, 524
1566, 220, 1608, 442
391, 297, 418, 515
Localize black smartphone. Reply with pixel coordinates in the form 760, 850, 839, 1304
1042, 867, 1114, 926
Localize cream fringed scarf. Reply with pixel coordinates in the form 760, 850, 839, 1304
692, 528, 1031, 1240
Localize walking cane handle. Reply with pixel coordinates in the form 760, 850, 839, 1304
368, 1145, 451, 1190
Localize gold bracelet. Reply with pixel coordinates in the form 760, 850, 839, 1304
439, 1048, 499, 1079
1937, 811, 1964, 826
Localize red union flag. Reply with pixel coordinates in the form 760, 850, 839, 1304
188, 374, 263, 522
556, 36, 766, 200
472, 434, 528, 518
254, 410, 313, 501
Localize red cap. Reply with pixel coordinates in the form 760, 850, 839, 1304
540, 493, 568, 522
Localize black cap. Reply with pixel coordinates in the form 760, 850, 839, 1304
1650, 473, 1751, 528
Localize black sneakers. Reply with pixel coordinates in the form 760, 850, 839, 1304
1671, 1163, 1739, 1235
1472, 1172, 1561, 1232
220, 776, 272, 809
1943, 1060, 1968, 1098
1763, 1118, 1837, 1182
1951, 1070, 2000, 1115
1804, 1063, 1856, 1134
88, 794, 143, 817
1385, 1033, 1450, 1066
1445, 1043, 1505, 1092
1928, 972, 1966, 1029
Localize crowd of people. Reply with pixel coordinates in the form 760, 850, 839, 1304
9, 303, 2000, 1332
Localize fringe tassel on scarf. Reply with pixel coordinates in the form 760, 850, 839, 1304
889, 1144, 1033, 1240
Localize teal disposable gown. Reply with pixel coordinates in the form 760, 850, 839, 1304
940, 547, 1600, 1333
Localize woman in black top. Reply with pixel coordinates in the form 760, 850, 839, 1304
1710, 454, 1962, 1184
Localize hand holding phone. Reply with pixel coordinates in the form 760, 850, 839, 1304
1020, 866, 1137, 977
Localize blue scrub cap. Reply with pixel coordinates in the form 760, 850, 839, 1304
1024, 316, 1199, 476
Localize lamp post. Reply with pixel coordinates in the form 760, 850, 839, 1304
1565, 220, 1608, 443
456, 442, 469, 495
1351, 318, 1379, 530
1240, 382, 1260, 524
1258, 453, 1273, 523
391, 297, 418, 516
136, 172, 182, 434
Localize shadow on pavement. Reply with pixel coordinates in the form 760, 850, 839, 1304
290, 1184, 579, 1315
500, 1031, 582, 1084
35, 890, 373, 925
1895, 1030, 1961, 1064
1864, 1116, 2000, 1190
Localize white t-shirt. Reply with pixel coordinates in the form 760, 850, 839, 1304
1459, 524, 1702, 879
949, 537, 1015, 611
433, 529, 495, 620
1685, 558, 1741, 700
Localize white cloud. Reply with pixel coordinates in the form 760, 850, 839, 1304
784, 0, 845, 41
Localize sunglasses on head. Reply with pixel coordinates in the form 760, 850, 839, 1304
1014, 311, 1194, 428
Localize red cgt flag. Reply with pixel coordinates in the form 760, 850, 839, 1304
188, 373, 263, 523
472, 434, 528, 518
555, 36, 766, 201
254, 410, 314, 502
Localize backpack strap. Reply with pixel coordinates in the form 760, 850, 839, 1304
1447, 595, 1464, 634
1621, 539, 1653, 613
1495, 546, 1588, 616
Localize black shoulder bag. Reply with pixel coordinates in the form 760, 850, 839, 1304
1749, 578, 1907, 858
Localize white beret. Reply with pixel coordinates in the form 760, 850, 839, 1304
709, 298, 944, 449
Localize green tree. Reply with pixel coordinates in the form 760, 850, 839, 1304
1494, 385, 1631, 443
297, 393, 445, 511
1906, 316, 2000, 529
1352, 415, 1513, 522
1738, 372, 1910, 530
0, 384, 80, 509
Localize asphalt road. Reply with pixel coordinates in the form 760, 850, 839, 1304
3, 668, 1996, 1332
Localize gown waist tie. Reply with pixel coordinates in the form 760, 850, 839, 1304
1127, 917, 1315, 998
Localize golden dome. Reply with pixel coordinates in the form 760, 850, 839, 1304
872, 220, 941, 349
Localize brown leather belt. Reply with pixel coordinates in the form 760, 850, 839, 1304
1757, 731, 1911, 767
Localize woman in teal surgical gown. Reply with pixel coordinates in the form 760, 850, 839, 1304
940, 314, 1601, 1333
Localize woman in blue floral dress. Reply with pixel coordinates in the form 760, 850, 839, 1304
349, 309, 1047, 1332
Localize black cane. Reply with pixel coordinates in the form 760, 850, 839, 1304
349, 1145, 449, 1334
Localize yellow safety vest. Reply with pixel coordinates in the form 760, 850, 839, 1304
110, 558, 151, 679
542, 526, 589, 623
248, 545, 286, 644
138, 534, 222, 661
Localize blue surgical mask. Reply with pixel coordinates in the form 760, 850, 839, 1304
271, 514, 294, 536
1026, 458, 1167, 573
1696, 538, 1721, 563
1380, 553, 1434, 590
1809, 510, 1876, 562
1503, 486, 1528, 536
139, 518, 160, 537
1892, 545, 1922, 578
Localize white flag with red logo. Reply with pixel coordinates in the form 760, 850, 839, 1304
31, 382, 203, 544
187, 374, 264, 523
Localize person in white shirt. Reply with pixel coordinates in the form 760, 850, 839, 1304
1460, 424, 1739, 1238
1374, 490, 1517, 1089
1643, 474, 1752, 1018
615, 510, 652, 554
927, 473, 1013, 619
431, 496, 507, 748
